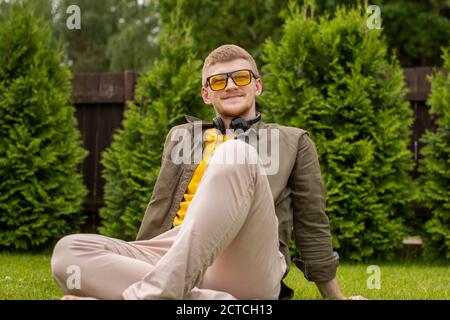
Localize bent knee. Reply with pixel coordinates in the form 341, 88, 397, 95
52, 234, 84, 258
51, 234, 102, 280
51, 234, 82, 278
210, 139, 260, 167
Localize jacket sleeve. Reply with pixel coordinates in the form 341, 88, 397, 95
135, 127, 176, 241
289, 131, 339, 282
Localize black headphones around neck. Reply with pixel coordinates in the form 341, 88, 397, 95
212, 112, 261, 135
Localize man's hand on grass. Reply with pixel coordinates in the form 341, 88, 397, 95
315, 277, 369, 300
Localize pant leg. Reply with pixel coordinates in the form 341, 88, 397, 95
51, 227, 237, 300
122, 139, 286, 300
51, 226, 178, 299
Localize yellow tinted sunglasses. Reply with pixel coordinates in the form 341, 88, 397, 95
205, 69, 256, 91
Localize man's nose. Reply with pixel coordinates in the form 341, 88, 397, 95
225, 76, 238, 90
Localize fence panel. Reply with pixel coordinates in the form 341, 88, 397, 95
72, 72, 136, 230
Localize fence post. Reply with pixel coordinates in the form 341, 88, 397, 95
124, 71, 138, 110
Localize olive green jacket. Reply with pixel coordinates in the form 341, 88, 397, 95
136, 114, 339, 284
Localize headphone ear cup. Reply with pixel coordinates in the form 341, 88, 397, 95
213, 117, 225, 135
230, 117, 249, 132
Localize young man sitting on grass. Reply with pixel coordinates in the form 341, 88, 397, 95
51, 44, 366, 300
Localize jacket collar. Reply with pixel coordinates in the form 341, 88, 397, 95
184, 114, 264, 143
184, 114, 265, 131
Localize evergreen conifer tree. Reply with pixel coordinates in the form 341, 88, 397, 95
419, 46, 450, 260
262, 3, 417, 260
99, 2, 214, 239
0, 3, 88, 250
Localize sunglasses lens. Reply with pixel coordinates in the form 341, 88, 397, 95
207, 70, 253, 91
232, 70, 251, 86
209, 75, 227, 91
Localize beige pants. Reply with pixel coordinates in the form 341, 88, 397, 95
51, 139, 287, 300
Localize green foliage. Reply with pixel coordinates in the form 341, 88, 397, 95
308, 0, 450, 67
158, 0, 287, 66
374, 0, 450, 67
105, 0, 160, 72
262, 3, 417, 261
99, 2, 214, 240
5, 0, 447, 71
52, 0, 117, 72
419, 46, 450, 259
0, 3, 88, 250
52, 0, 160, 72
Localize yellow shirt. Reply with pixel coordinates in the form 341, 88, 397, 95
172, 128, 236, 227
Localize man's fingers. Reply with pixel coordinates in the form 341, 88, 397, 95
348, 295, 368, 300
61, 295, 81, 300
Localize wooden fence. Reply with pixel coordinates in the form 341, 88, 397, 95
73, 71, 137, 228
72, 68, 441, 225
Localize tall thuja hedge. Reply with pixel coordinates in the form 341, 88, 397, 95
0, 5, 88, 250
99, 4, 214, 240
261, 4, 417, 261
419, 47, 450, 260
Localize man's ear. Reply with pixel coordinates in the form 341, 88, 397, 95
202, 86, 212, 104
255, 78, 263, 96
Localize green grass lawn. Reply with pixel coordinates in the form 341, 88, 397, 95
0, 253, 448, 300
284, 261, 450, 300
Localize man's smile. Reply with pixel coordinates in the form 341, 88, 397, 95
222, 94, 245, 100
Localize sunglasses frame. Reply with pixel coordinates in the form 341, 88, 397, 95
205, 69, 256, 91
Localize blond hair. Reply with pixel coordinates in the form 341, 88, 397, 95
202, 44, 260, 85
